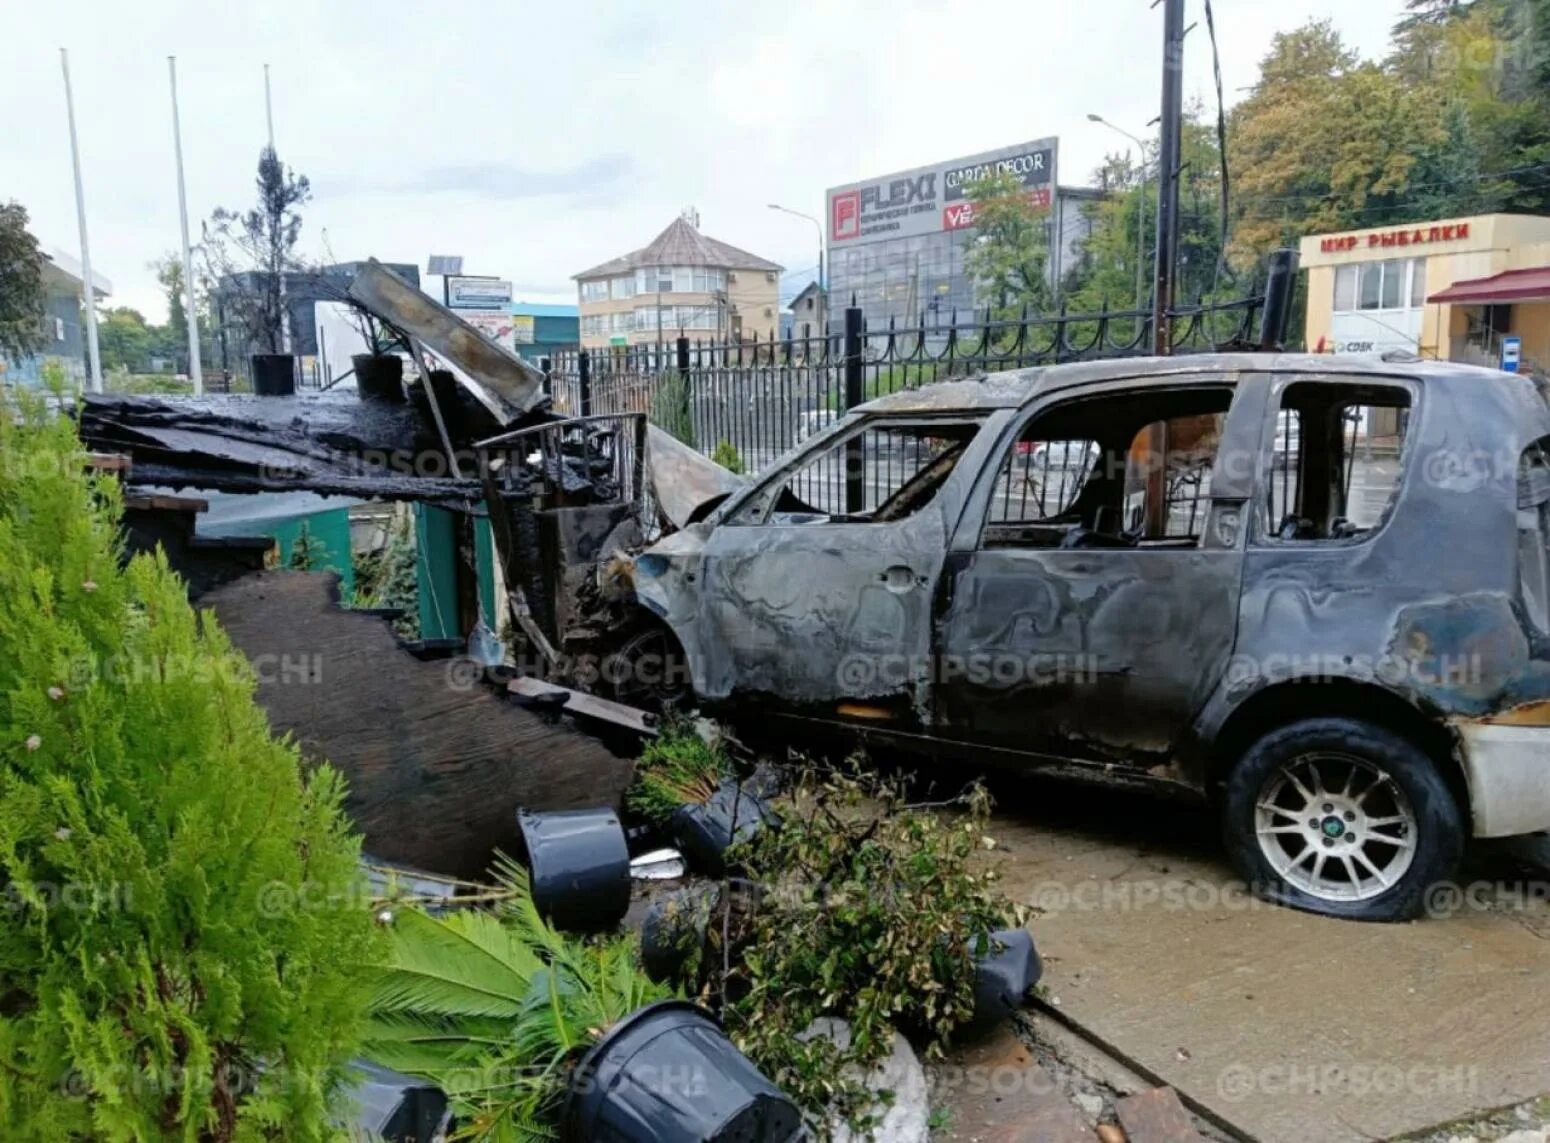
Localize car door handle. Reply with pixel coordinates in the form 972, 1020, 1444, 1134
879, 565, 920, 592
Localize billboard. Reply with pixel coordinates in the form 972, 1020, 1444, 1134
459, 311, 517, 352
512, 314, 535, 345
446, 276, 513, 310
827, 138, 1058, 247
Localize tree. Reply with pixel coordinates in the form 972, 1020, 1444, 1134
1227, 21, 1442, 255
205, 147, 311, 355
95, 307, 155, 374
0, 201, 46, 364
0, 388, 376, 1138
961, 172, 1053, 317
151, 253, 189, 355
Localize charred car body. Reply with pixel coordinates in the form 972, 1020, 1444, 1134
628, 353, 1550, 921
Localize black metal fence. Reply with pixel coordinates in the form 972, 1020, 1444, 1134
546, 283, 1279, 474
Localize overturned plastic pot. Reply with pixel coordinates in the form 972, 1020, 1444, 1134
353, 352, 405, 402
516, 807, 630, 934
669, 780, 777, 877
640, 884, 719, 984
563, 1000, 801, 1143
344, 1060, 452, 1142
969, 928, 1043, 1029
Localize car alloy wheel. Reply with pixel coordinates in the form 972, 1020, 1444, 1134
1253, 751, 1419, 903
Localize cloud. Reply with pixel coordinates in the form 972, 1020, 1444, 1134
330, 154, 635, 203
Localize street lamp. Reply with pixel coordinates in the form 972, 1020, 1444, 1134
1087, 113, 1149, 316
768, 203, 826, 332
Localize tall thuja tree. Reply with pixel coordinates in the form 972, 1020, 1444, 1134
0, 386, 376, 1139
0, 201, 46, 366
205, 147, 311, 355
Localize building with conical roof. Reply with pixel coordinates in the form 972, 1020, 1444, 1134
572, 213, 783, 348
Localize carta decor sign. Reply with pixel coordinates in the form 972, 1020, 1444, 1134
1319, 222, 1472, 254
827, 138, 1057, 246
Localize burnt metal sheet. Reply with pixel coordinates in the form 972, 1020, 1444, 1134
347, 259, 545, 422
647, 424, 747, 529
77, 391, 483, 503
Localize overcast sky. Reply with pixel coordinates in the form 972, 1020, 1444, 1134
7, 0, 1405, 322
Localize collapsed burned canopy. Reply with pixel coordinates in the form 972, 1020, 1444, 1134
76, 388, 496, 504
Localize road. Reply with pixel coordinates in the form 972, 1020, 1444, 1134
969, 771, 1550, 1142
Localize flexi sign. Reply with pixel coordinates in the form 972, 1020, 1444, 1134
827, 138, 1057, 245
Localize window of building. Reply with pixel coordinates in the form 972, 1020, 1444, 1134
1336, 258, 1426, 314
611, 275, 636, 299
580, 280, 608, 303
1334, 265, 1358, 311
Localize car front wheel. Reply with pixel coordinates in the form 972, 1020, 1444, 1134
1222, 717, 1464, 922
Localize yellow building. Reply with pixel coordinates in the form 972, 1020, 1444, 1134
573, 215, 783, 350
1300, 213, 1550, 372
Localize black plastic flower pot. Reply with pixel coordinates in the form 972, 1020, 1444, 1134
563, 1000, 802, 1143
969, 928, 1042, 1028
516, 807, 630, 934
639, 884, 719, 985
669, 780, 776, 877
353, 352, 405, 402
250, 352, 296, 396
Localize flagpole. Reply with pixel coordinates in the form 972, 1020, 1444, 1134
60, 48, 102, 392
169, 57, 203, 395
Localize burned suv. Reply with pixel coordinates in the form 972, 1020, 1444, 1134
630, 353, 1550, 921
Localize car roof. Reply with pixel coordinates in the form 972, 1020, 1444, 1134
853, 352, 1517, 414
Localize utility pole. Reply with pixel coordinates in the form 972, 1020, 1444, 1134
264, 63, 290, 355
263, 63, 275, 150
60, 49, 102, 392
769, 203, 826, 332
169, 57, 203, 394
1151, 0, 1185, 356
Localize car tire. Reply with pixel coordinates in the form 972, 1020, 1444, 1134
1221, 717, 1463, 922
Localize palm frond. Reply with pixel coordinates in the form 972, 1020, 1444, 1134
370, 906, 543, 1018
488, 853, 568, 960
360, 1012, 507, 1078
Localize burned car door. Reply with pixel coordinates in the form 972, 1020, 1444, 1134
933, 377, 1265, 775
691, 414, 990, 719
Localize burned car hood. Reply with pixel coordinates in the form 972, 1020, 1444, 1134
648, 426, 746, 529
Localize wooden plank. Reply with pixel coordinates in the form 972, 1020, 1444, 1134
507, 676, 657, 736
204, 570, 635, 879
1114, 1088, 1202, 1143
123, 493, 209, 514
86, 451, 132, 473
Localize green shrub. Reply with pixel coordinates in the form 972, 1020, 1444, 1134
286, 520, 329, 571
724, 766, 1019, 1129
0, 386, 377, 1140
710, 440, 745, 475
361, 857, 669, 1140
625, 721, 730, 825
649, 371, 695, 447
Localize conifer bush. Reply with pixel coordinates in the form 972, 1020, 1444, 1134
0, 387, 377, 1139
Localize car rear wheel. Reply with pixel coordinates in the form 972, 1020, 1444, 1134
1222, 717, 1463, 922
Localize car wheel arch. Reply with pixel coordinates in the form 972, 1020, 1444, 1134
1203, 677, 1470, 823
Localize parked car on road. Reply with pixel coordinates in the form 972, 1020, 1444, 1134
628, 353, 1550, 921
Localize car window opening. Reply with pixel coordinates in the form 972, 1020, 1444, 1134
985, 387, 1233, 551
751, 418, 987, 525
1265, 380, 1412, 543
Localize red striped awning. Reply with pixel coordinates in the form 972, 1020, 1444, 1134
1428, 267, 1550, 305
